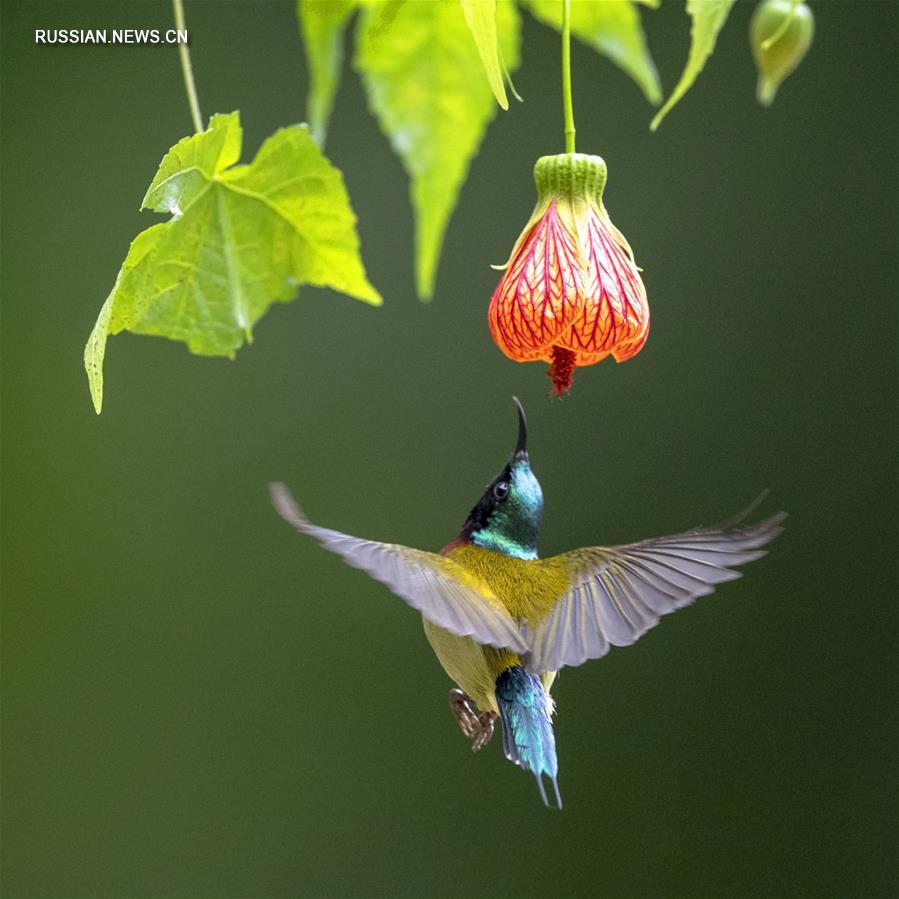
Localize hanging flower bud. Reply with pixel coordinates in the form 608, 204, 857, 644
750, 0, 815, 107
488, 153, 649, 396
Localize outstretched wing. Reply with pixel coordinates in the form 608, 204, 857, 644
270, 483, 528, 653
525, 512, 786, 674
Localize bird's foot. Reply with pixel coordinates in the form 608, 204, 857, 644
449, 688, 497, 752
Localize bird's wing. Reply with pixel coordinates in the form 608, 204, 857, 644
270, 483, 528, 653
524, 512, 786, 674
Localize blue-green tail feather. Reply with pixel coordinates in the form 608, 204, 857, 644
495, 666, 562, 809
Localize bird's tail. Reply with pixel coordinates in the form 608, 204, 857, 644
495, 666, 562, 809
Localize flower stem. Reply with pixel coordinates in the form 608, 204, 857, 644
561, 0, 576, 154
173, 0, 203, 133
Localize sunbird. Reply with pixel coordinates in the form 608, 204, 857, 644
270, 399, 783, 809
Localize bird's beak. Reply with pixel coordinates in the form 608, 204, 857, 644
512, 396, 528, 461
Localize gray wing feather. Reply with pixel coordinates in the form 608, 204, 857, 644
270, 482, 528, 652
526, 512, 785, 673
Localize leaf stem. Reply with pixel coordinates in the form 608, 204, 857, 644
561, 0, 576, 153
173, 0, 203, 133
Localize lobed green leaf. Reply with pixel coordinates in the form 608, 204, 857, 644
355, 0, 521, 300
524, 0, 661, 105
650, 0, 736, 130
297, 0, 357, 144
84, 111, 381, 414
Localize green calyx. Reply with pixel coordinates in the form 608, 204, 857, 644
750, 0, 815, 107
533, 153, 607, 208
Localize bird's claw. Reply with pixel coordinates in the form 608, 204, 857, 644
449, 688, 497, 752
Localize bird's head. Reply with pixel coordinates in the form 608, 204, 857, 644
457, 398, 543, 560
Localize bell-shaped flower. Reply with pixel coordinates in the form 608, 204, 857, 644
488, 153, 649, 396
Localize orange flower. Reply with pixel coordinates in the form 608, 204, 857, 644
488, 154, 649, 396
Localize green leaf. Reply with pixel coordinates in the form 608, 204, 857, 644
524, 0, 661, 105
650, 0, 736, 130
355, 0, 521, 300
84, 111, 381, 414
297, 0, 357, 144
461, 0, 509, 110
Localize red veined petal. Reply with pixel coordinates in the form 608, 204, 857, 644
488, 202, 585, 362
559, 208, 649, 361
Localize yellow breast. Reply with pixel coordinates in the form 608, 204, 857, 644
423, 545, 569, 712
443, 544, 571, 627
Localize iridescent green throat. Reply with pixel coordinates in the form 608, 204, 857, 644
470, 459, 543, 560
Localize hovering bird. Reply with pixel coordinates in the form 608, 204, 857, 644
270, 400, 783, 809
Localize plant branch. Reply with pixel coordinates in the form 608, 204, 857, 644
173, 0, 203, 133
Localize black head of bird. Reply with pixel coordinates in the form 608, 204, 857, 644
453, 397, 543, 560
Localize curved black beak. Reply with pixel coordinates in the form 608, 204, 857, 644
512, 396, 528, 459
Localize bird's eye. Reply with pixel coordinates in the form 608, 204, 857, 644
493, 482, 509, 500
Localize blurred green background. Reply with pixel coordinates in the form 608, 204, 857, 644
2, 1, 896, 897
